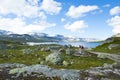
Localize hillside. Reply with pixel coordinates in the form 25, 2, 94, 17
92, 33, 120, 54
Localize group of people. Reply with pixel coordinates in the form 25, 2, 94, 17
79, 45, 84, 49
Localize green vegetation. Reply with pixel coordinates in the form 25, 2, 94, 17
0, 40, 23, 44
92, 37, 120, 54
48, 54, 113, 70
0, 42, 114, 70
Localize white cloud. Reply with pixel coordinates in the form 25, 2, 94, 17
41, 0, 62, 15
0, 0, 62, 34
61, 18, 66, 22
38, 12, 47, 20
107, 16, 120, 34
27, 0, 39, 6
66, 5, 99, 18
0, 0, 62, 17
0, 17, 56, 34
110, 6, 120, 15
64, 20, 88, 32
0, 0, 39, 17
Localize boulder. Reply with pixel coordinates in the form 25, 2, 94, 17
66, 48, 74, 55
45, 51, 62, 65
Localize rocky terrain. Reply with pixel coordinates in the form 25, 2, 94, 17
0, 33, 120, 80
0, 63, 120, 80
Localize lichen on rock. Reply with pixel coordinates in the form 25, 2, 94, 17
46, 51, 62, 65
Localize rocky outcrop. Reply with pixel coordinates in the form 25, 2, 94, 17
0, 63, 120, 80
0, 63, 26, 69
80, 66, 120, 80
108, 44, 120, 50
9, 64, 80, 80
105, 37, 114, 43
104, 34, 120, 43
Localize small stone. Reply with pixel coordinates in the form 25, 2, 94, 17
40, 61, 44, 65
63, 61, 70, 66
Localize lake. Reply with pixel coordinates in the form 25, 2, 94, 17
27, 41, 102, 48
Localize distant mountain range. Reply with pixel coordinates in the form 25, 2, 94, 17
0, 30, 101, 43
0, 30, 13, 35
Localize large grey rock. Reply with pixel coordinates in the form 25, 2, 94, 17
46, 51, 62, 65
66, 48, 74, 55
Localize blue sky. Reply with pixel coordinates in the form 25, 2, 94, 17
0, 0, 120, 39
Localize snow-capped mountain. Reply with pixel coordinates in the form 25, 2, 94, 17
0, 30, 13, 35
0, 29, 101, 42
29, 32, 48, 37
63, 37, 101, 42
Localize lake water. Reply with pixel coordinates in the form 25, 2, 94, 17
27, 42, 102, 48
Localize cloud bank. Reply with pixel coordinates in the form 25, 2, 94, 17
64, 20, 88, 33
0, 0, 61, 34
108, 6, 120, 34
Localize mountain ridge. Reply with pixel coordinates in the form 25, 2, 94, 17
0, 29, 101, 42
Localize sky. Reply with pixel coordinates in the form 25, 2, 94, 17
0, 0, 120, 39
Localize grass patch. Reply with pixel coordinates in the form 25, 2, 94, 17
48, 54, 114, 70
92, 40, 120, 54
